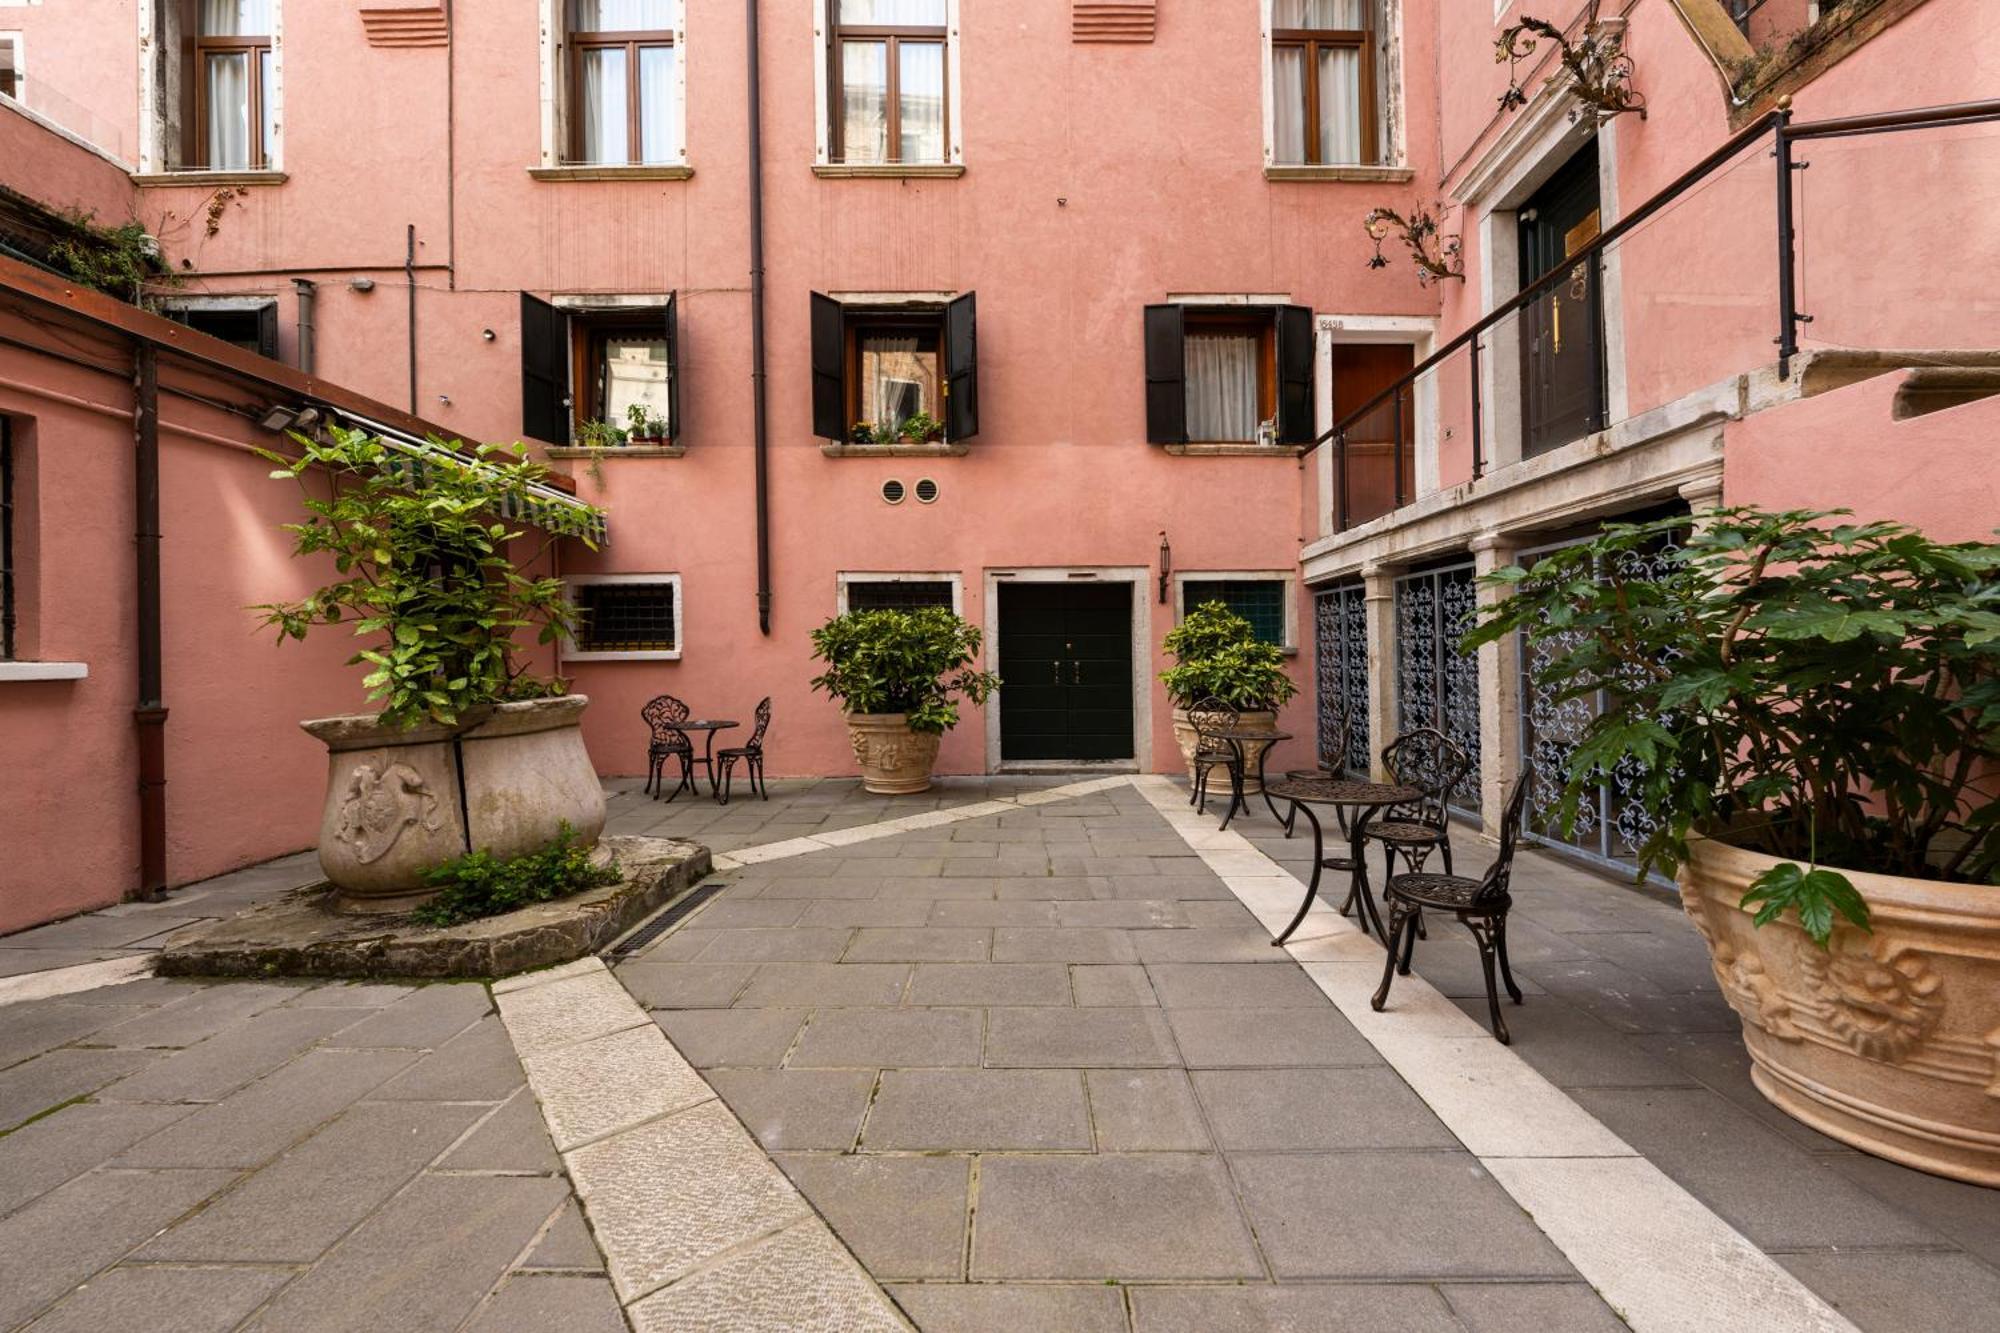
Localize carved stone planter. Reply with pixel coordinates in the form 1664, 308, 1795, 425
301, 695, 606, 914
846, 712, 941, 795
1171, 707, 1278, 794
1680, 836, 2000, 1186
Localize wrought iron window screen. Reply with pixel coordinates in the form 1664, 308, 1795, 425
846, 580, 954, 612
1393, 564, 1481, 814
578, 582, 677, 652
1313, 583, 1369, 777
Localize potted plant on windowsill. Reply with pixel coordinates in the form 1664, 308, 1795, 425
1161, 601, 1299, 792
809, 607, 1000, 794
1465, 508, 2000, 1185
254, 425, 610, 913
899, 411, 945, 445
625, 404, 669, 447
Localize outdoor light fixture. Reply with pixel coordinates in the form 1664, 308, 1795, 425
1363, 206, 1464, 285
256, 405, 320, 435
1158, 531, 1172, 604
349, 276, 376, 293
1497, 3, 1645, 123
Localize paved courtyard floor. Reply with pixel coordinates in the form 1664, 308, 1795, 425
1, 773, 1996, 1330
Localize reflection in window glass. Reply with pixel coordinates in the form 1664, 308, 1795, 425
602, 336, 670, 430
898, 41, 944, 163
859, 331, 939, 433
577, 46, 629, 164
638, 44, 679, 162
841, 41, 889, 163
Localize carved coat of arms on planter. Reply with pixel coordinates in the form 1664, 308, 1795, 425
332, 762, 442, 864
1803, 934, 1944, 1063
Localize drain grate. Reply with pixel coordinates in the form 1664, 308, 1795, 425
605, 880, 727, 960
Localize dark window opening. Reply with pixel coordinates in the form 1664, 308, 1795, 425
0, 36, 21, 101
163, 300, 279, 359
811, 291, 978, 443
1, 417, 16, 659
847, 579, 954, 612
575, 581, 677, 653
518, 292, 680, 446
1183, 578, 1287, 647
1143, 303, 1314, 446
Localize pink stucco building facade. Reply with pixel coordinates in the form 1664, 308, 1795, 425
1, 0, 1994, 929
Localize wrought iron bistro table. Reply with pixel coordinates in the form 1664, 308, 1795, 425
669, 719, 739, 799
1210, 727, 1295, 832
1265, 777, 1423, 948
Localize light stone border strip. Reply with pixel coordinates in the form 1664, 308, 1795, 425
0, 955, 153, 1008
493, 956, 909, 1331
1129, 773, 1856, 1333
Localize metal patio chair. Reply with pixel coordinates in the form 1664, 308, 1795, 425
1363, 727, 1473, 879
641, 693, 695, 802
714, 697, 771, 805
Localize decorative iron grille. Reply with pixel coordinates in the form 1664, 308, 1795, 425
1516, 532, 1682, 878
846, 580, 955, 612
1393, 564, 1481, 812
1312, 583, 1368, 775
576, 582, 677, 653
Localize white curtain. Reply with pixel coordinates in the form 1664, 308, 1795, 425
841, 0, 946, 23
1273, 0, 1364, 26
1185, 334, 1260, 442
1318, 45, 1362, 164
864, 336, 923, 427
840, 40, 888, 163
638, 45, 679, 162
205, 52, 250, 169
1271, 46, 1305, 164
569, 0, 671, 31
202, 0, 271, 36
578, 47, 627, 163
898, 41, 944, 163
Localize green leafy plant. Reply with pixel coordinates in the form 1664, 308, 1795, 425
1160, 601, 1299, 711
849, 420, 876, 444
410, 823, 620, 926
624, 404, 669, 439
899, 411, 944, 443
809, 607, 1001, 734
253, 424, 605, 729
1465, 508, 2000, 947
46, 209, 176, 304
577, 418, 628, 450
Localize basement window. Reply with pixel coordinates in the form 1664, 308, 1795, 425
1181, 576, 1292, 648
564, 575, 681, 660
161, 296, 279, 359
840, 574, 958, 613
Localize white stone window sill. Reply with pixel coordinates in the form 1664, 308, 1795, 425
821, 441, 968, 458
131, 170, 288, 188
528, 164, 694, 182
1264, 164, 1415, 184
812, 162, 965, 179
1162, 442, 1304, 457
548, 445, 687, 459
0, 661, 89, 682
561, 650, 682, 663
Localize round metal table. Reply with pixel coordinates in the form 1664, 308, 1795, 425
1208, 727, 1294, 831
668, 719, 738, 800
1263, 777, 1421, 948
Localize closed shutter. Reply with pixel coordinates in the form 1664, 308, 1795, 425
1275, 304, 1315, 445
943, 290, 979, 442
810, 291, 845, 440
256, 300, 280, 360
664, 290, 682, 441
1143, 303, 1186, 444
519, 292, 571, 446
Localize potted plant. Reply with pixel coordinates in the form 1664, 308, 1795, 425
624, 404, 669, 446
809, 607, 1000, 794
849, 420, 877, 445
255, 425, 610, 913
1161, 601, 1299, 791
900, 411, 945, 445
1466, 508, 2000, 1184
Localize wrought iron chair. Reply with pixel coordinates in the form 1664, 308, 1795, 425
714, 697, 771, 805
1185, 696, 1242, 815
1372, 773, 1531, 1043
641, 693, 695, 802
1364, 727, 1474, 879
1283, 705, 1353, 838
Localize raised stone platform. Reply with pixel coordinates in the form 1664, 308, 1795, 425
156, 836, 710, 980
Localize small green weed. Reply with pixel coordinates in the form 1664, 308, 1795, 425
412, 824, 620, 928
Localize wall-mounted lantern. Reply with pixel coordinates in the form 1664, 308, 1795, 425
1158, 531, 1172, 604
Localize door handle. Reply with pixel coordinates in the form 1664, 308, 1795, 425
1072, 661, 1083, 686
1052, 660, 1061, 685
1552, 295, 1562, 355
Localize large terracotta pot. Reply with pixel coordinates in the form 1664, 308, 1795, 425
1171, 706, 1278, 794
302, 695, 606, 914
1680, 836, 2000, 1186
846, 713, 941, 795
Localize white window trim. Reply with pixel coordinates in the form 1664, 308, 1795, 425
1313, 313, 1438, 539
1260, 0, 1405, 169
560, 573, 683, 662
0, 31, 22, 99
836, 571, 964, 615
1172, 571, 1299, 652
137, 0, 285, 175
812, 0, 964, 168
538, 0, 689, 171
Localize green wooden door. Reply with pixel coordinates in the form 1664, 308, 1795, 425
997, 582, 1134, 761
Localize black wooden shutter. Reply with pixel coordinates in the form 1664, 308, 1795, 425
256, 300, 279, 360
810, 291, 846, 440
1143, 303, 1186, 444
1275, 304, 1315, 445
519, 292, 570, 445
664, 290, 682, 441
943, 290, 978, 442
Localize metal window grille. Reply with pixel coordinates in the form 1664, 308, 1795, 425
1, 417, 14, 659
1393, 564, 1481, 813
1516, 532, 1682, 882
846, 580, 954, 612
1312, 583, 1368, 776
1183, 579, 1286, 647
576, 582, 676, 652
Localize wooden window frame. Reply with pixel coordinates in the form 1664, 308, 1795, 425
828, 7, 950, 165
843, 310, 944, 430
565, 18, 675, 165
1272, 6, 1379, 167
191, 17, 273, 170
1184, 310, 1278, 438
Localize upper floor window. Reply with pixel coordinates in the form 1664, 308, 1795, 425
0, 33, 21, 102
195, 1, 274, 170
828, 0, 949, 165
810, 292, 979, 445
1144, 303, 1315, 447
566, 0, 681, 165
519, 292, 681, 447
1269, 0, 1382, 166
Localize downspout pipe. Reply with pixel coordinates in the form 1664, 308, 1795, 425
133, 343, 168, 902
405, 223, 419, 415
292, 277, 317, 374
747, 0, 771, 635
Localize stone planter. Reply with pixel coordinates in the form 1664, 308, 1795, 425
301, 695, 606, 914
1171, 706, 1278, 794
1679, 836, 2000, 1186
846, 712, 941, 795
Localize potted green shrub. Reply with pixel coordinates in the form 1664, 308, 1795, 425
1466, 507, 2000, 1184
255, 425, 609, 913
900, 411, 945, 445
1161, 601, 1299, 791
624, 404, 669, 446
809, 607, 1000, 794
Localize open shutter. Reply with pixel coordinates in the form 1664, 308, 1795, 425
663, 290, 682, 441
519, 292, 571, 446
256, 300, 280, 360
1143, 303, 1186, 444
1275, 304, 1315, 445
943, 290, 979, 442
810, 291, 846, 440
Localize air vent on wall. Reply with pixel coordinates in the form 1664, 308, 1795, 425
1073, 1, 1156, 43
881, 479, 906, 505
914, 478, 940, 504
360, 5, 450, 48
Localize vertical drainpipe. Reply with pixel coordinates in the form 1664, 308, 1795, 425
747, 0, 772, 635
406, 223, 419, 414
133, 343, 168, 903
292, 277, 317, 374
